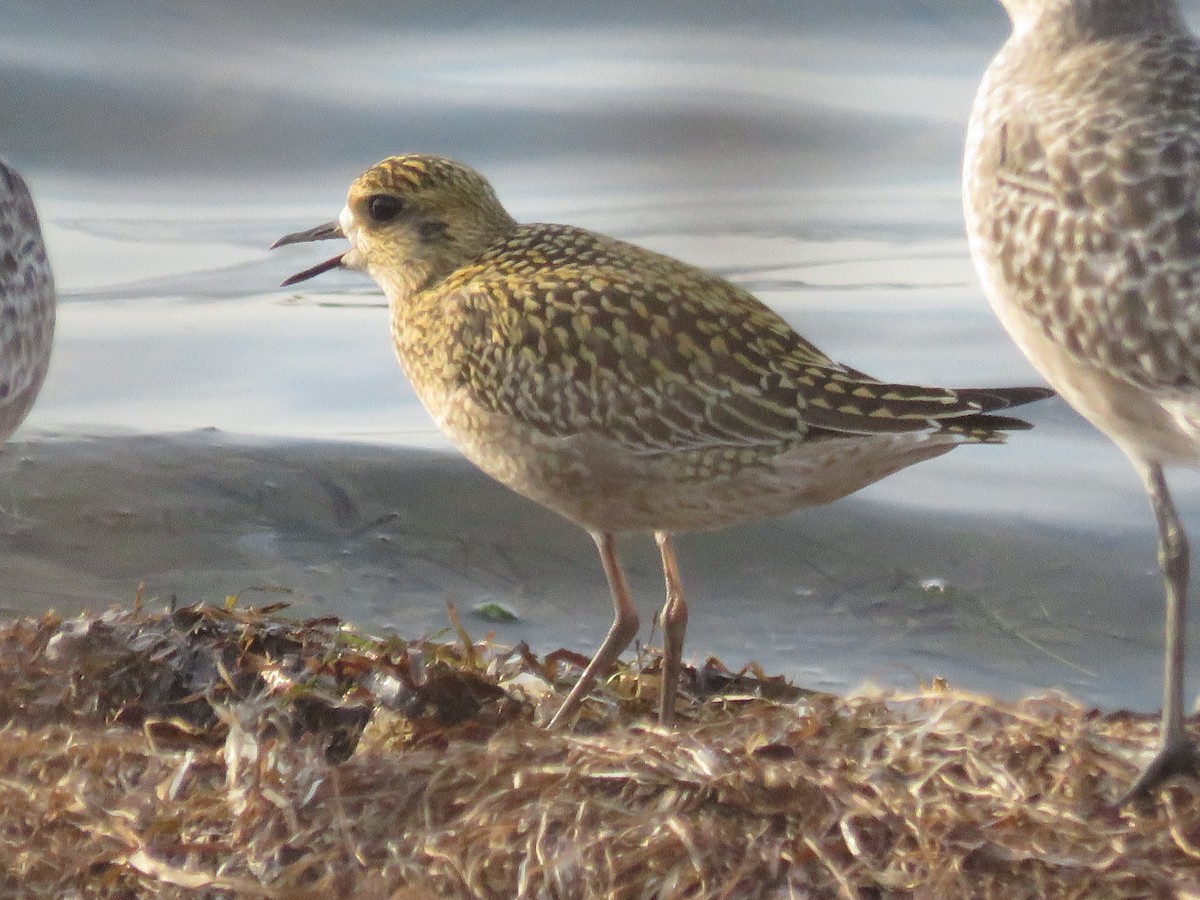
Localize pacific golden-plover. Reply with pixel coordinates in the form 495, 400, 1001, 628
274, 154, 1051, 727
965, 0, 1200, 800
0, 159, 54, 443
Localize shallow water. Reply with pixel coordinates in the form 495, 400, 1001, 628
3, 0, 1200, 711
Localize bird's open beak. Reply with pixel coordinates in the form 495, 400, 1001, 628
271, 220, 346, 286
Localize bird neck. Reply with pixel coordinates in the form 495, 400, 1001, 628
1004, 0, 1186, 44
387, 208, 520, 303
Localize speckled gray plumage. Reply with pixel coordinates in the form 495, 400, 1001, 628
0, 160, 54, 443
965, 0, 1200, 799
967, 1, 1200, 403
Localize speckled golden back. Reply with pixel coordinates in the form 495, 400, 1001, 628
359, 156, 1044, 462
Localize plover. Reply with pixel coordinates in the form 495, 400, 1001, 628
964, 0, 1200, 799
276, 154, 1051, 726
0, 159, 54, 444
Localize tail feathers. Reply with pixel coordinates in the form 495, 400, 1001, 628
799, 381, 1054, 438
940, 385, 1055, 443
952, 385, 1056, 413
939, 411, 1038, 444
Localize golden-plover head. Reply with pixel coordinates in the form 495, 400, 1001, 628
274, 155, 515, 299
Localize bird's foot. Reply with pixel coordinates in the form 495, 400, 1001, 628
1117, 738, 1200, 807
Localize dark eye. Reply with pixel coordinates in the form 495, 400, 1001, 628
366, 194, 405, 223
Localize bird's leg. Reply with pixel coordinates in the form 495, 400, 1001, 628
1120, 460, 1200, 803
548, 531, 640, 728
655, 531, 688, 726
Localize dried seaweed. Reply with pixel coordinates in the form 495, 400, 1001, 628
1, 603, 1199, 898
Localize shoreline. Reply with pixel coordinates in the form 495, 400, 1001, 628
0, 427, 1175, 712
2, 601, 1193, 897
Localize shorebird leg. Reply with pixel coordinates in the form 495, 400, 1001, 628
548, 531, 640, 727
655, 531, 688, 726
1121, 460, 1200, 803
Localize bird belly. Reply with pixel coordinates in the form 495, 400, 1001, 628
983, 274, 1200, 467
421, 385, 960, 533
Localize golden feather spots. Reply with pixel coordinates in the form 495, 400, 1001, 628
630, 298, 649, 318
837, 404, 862, 415
868, 407, 896, 418
649, 315, 671, 340
824, 381, 847, 395
630, 332, 650, 359
808, 396, 831, 409
851, 386, 877, 399
733, 352, 755, 371
675, 331, 701, 359
551, 353, 577, 381
587, 324, 613, 351
649, 358, 671, 379
710, 334, 728, 356
589, 277, 609, 292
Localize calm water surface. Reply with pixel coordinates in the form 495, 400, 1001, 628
4, 0, 1200, 711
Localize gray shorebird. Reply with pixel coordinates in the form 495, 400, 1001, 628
274, 154, 1051, 727
0, 160, 54, 444
965, 0, 1200, 800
